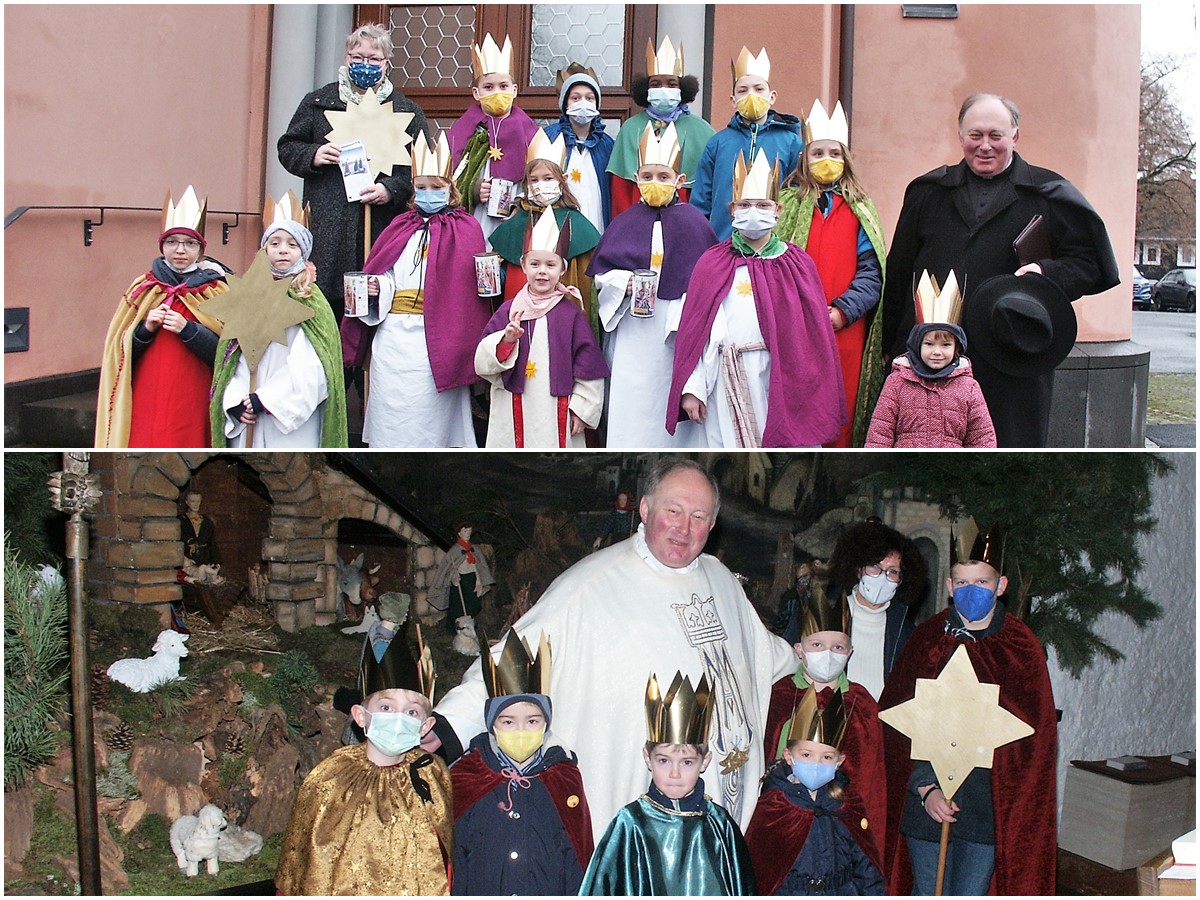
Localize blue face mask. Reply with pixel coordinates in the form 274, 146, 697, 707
365, 710, 423, 757
414, 188, 449, 214
647, 87, 682, 115
792, 760, 838, 791
348, 62, 384, 89
953, 583, 997, 623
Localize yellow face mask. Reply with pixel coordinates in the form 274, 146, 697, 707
808, 157, 845, 185
735, 93, 771, 122
479, 91, 516, 117
638, 180, 678, 208
495, 728, 545, 763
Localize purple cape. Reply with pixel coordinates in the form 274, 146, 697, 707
481, 298, 609, 396
585, 200, 718, 300
448, 104, 540, 183
667, 240, 847, 446
340, 207, 488, 392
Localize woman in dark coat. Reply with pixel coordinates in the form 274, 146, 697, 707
277, 23, 429, 320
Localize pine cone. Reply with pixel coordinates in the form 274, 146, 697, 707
107, 721, 133, 752
91, 664, 111, 709
224, 732, 246, 757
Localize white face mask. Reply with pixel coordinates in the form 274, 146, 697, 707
803, 649, 850, 684
856, 572, 898, 608
566, 100, 599, 125
732, 207, 777, 240
531, 183, 562, 205
647, 87, 682, 114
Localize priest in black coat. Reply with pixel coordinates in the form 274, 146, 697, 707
881, 93, 1118, 447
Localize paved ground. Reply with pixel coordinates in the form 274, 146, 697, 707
1132, 309, 1196, 374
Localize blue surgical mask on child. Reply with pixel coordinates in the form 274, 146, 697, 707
348, 62, 384, 89
647, 87, 682, 115
365, 710, 423, 757
791, 760, 838, 791
953, 583, 997, 623
414, 188, 449, 214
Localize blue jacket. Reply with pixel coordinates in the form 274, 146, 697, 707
544, 117, 615, 228
690, 111, 805, 240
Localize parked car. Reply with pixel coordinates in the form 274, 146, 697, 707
1132, 266, 1154, 309
1132, 266, 1155, 309
1151, 267, 1197, 312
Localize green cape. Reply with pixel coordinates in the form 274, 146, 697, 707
605, 111, 716, 186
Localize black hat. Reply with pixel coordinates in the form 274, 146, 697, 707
962, 273, 1076, 378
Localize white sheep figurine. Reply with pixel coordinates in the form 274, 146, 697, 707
106, 629, 189, 693
340, 604, 380, 635
452, 615, 481, 656
170, 804, 227, 876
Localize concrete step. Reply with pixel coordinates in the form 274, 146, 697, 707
16, 390, 97, 447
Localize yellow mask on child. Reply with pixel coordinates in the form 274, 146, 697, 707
735, 93, 771, 122
808, 157, 845, 185
495, 729, 544, 763
638, 180, 678, 208
479, 91, 515, 116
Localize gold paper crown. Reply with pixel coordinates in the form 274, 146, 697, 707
914, 269, 964, 326
950, 518, 1004, 571
412, 131, 454, 179
787, 685, 848, 749
805, 98, 849, 146
525, 205, 572, 258
262, 189, 310, 230
637, 121, 683, 171
645, 672, 713, 746
162, 185, 206, 236
525, 129, 568, 169
801, 579, 850, 640
646, 36, 684, 77
481, 630, 552, 698
472, 33, 514, 79
732, 46, 771, 84
556, 62, 598, 92
733, 149, 780, 203
360, 622, 436, 703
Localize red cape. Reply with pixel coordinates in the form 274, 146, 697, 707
878, 609, 1058, 895
450, 748, 594, 870
667, 240, 846, 446
764, 677, 887, 840
129, 301, 214, 447
745, 782, 884, 896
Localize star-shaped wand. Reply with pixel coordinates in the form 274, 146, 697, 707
201, 250, 315, 445
879, 645, 1034, 895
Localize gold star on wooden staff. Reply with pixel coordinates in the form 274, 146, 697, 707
202, 250, 315, 372
325, 87, 416, 177
879, 644, 1034, 895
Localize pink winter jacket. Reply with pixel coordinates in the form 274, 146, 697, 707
864, 357, 997, 448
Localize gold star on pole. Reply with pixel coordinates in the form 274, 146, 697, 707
325, 87, 416, 177
878, 645, 1033, 801
201, 250, 315, 373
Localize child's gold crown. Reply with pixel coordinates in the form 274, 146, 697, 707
162, 185, 206, 236
787, 685, 847, 749
732, 149, 780, 203
472, 33, 513, 79
526, 130, 568, 169
732, 46, 770, 84
914, 269, 964, 326
412, 131, 454, 180
645, 671, 712, 745
360, 623, 436, 703
646, 36, 684, 77
262, 189, 309, 230
638, 122, 683, 172
805, 98, 849, 147
481, 629, 552, 698
801, 579, 850, 641
524, 204, 572, 259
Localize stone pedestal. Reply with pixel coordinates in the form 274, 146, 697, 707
1049, 340, 1149, 447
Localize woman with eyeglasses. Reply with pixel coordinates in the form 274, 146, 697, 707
277, 23, 429, 324
824, 520, 929, 700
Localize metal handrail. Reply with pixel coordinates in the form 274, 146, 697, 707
4, 204, 260, 246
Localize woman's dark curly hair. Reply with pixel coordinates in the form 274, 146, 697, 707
828, 521, 929, 607
631, 74, 700, 108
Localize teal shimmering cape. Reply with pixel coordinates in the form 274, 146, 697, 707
579, 793, 756, 896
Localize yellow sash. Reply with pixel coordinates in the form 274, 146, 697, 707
391, 288, 425, 315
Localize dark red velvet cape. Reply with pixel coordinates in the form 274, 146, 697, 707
878, 609, 1058, 895
745, 783, 884, 896
764, 677, 887, 840
449, 749, 594, 870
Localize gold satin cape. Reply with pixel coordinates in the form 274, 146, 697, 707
274, 743, 454, 895
94, 273, 225, 447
